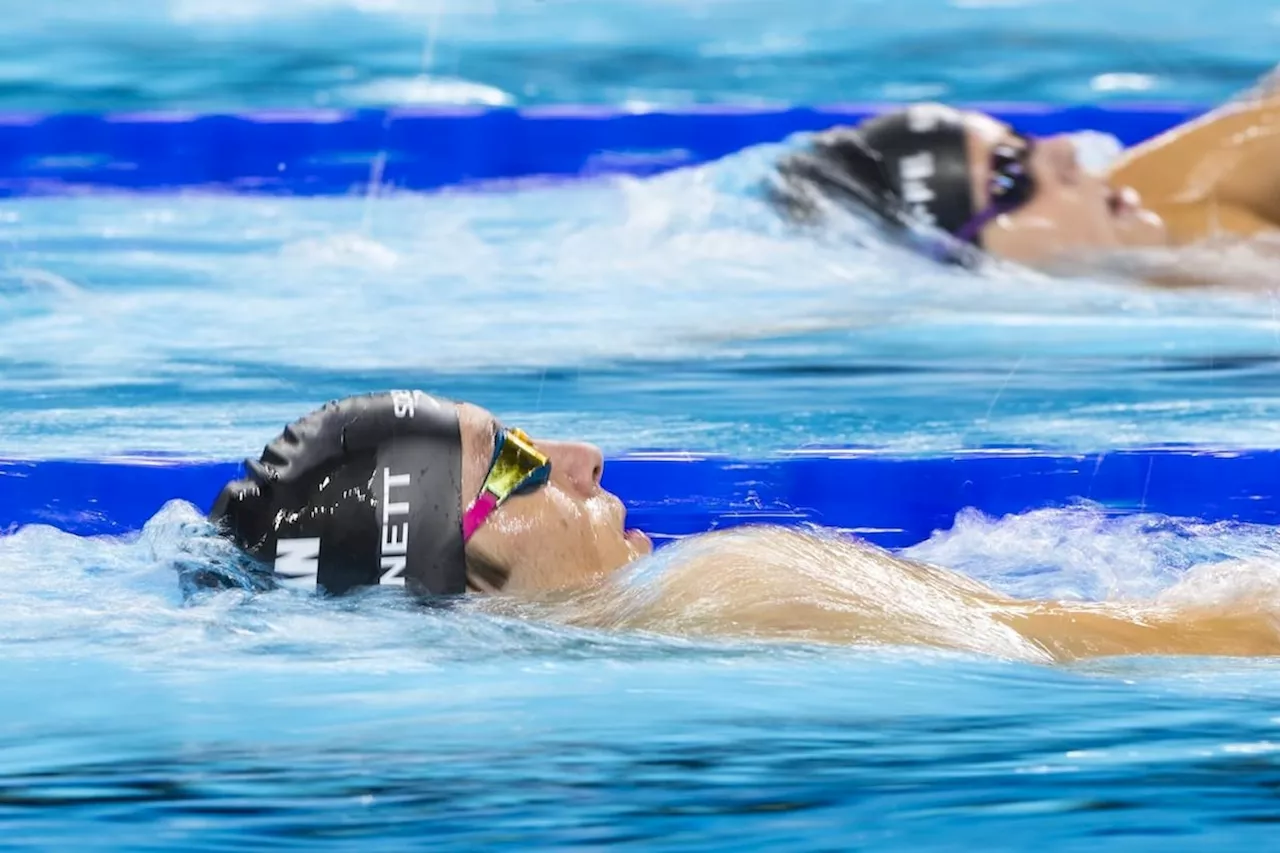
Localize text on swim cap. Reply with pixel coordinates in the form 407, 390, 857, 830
899, 152, 937, 226
380, 468, 411, 586
391, 390, 417, 419
274, 536, 320, 589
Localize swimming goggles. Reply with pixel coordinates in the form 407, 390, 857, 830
955, 133, 1036, 245
462, 426, 552, 540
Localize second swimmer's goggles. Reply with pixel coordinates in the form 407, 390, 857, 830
955, 133, 1036, 245
462, 426, 552, 541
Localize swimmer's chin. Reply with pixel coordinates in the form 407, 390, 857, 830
1108, 188, 1169, 249
626, 527, 653, 555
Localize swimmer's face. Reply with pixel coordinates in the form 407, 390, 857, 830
961, 112, 1169, 267
454, 402, 652, 594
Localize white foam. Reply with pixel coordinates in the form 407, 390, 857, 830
906, 503, 1280, 603
338, 75, 514, 107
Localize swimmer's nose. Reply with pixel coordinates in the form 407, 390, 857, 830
1039, 135, 1083, 185
537, 439, 605, 498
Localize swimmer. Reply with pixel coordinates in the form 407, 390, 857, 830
209, 390, 1280, 663
767, 69, 1280, 277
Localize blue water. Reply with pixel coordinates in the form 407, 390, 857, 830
7, 2, 1280, 849
3, 157, 1280, 459
6, 504, 1280, 848
0, 1, 1276, 111
6, 171, 1280, 851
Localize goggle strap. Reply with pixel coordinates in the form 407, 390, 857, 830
462, 490, 500, 542
954, 204, 1008, 246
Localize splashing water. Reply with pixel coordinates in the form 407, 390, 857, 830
6, 2, 1280, 847
7, 502, 1280, 846
3, 145, 1280, 459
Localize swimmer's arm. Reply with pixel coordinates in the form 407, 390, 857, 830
1002, 599, 1280, 661
1106, 94, 1280, 241
646, 528, 1280, 660
1002, 555, 1280, 659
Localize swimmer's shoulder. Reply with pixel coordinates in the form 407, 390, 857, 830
1107, 89, 1280, 238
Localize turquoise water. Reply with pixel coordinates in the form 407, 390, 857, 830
0, 1, 1276, 111
3, 155, 1280, 459
6, 152, 1280, 851
7, 504, 1280, 848
7, 2, 1280, 850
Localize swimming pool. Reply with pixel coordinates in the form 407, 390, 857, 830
7, 2, 1280, 849
8, 499, 1280, 848
3, 0, 1276, 109
8, 132, 1280, 848
4, 158, 1280, 461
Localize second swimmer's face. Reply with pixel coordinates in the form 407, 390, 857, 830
453, 402, 652, 594
960, 112, 1169, 267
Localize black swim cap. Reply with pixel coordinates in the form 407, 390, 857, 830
772, 103, 978, 244
209, 390, 467, 596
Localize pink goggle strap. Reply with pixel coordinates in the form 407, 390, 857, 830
462, 491, 500, 542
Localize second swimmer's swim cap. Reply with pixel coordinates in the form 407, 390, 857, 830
209, 390, 467, 596
773, 103, 977, 242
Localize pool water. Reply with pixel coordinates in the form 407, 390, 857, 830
1, 0, 1277, 111
7, 1, 1280, 849
4, 150, 1280, 459
6, 151, 1280, 850
6, 503, 1280, 848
